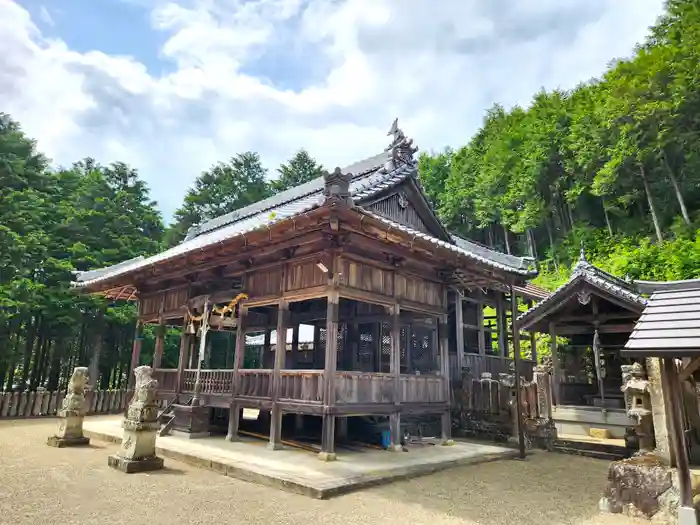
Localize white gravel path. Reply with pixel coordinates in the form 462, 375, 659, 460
0, 418, 645, 525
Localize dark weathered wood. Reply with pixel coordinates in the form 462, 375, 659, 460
128, 309, 143, 389
269, 296, 289, 450
663, 358, 694, 508
511, 288, 526, 459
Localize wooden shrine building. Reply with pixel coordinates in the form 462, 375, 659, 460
515, 247, 646, 439
72, 120, 537, 459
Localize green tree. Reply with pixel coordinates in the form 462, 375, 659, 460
272, 149, 324, 193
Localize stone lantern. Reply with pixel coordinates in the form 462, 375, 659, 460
621, 362, 654, 455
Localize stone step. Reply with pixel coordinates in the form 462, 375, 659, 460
552, 445, 627, 462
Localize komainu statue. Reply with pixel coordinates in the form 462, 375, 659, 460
47, 366, 90, 447
108, 365, 164, 473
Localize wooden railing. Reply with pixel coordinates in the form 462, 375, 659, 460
279, 370, 323, 403
180, 369, 234, 395
161, 368, 447, 406
334, 372, 394, 404
152, 369, 179, 392
400, 374, 446, 403
236, 369, 272, 398
463, 354, 536, 381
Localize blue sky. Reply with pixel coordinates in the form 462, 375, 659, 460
1, 0, 666, 222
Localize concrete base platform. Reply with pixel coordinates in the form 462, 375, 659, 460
47, 435, 90, 448
85, 416, 517, 499
108, 454, 164, 473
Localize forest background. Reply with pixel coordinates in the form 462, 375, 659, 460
1, 0, 698, 391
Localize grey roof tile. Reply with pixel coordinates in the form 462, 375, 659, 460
516, 251, 646, 328
624, 286, 700, 356
359, 210, 536, 276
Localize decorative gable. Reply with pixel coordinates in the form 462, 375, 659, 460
362, 178, 450, 240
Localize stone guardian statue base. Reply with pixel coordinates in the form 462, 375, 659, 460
108, 366, 164, 473
47, 367, 90, 447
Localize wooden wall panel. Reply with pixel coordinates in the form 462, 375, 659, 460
396, 275, 443, 307
286, 262, 326, 291
340, 258, 393, 296
164, 287, 188, 312
141, 295, 161, 316
367, 192, 431, 235
247, 268, 282, 297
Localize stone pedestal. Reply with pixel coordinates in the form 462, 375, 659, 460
108, 365, 164, 473
47, 412, 90, 447
171, 404, 210, 438
599, 455, 689, 522
47, 367, 90, 448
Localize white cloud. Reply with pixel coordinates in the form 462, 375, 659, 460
0, 0, 665, 221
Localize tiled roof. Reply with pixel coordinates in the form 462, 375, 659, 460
623, 284, 700, 357
516, 248, 646, 328
360, 210, 536, 276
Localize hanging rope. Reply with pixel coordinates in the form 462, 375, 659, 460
212, 293, 248, 316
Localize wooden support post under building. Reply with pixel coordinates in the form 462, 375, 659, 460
269, 300, 289, 450
175, 317, 190, 394
153, 315, 165, 369
389, 303, 402, 452
290, 324, 299, 369
511, 287, 526, 460
128, 313, 143, 390
319, 290, 340, 461
549, 322, 561, 406
227, 305, 248, 442
455, 291, 465, 374
662, 358, 696, 520
439, 313, 453, 445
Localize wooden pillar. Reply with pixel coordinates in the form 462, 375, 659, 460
439, 313, 453, 444
496, 293, 507, 357
128, 314, 143, 390
263, 328, 272, 368
511, 287, 526, 459
527, 301, 537, 363
389, 303, 402, 451
662, 358, 695, 515
550, 322, 561, 405
175, 316, 190, 394
269, 300, 288, 450
153, 315, 165, 369
455, 292, 465, 373
319, 291, 339, 460
226, 305, 248, 442
290, 324, 299, 369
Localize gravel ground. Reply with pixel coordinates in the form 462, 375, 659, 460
0, 418, 645, 525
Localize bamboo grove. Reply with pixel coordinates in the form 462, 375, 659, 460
1, 0, 699, 392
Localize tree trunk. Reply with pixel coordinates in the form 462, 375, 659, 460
503, 224, 511, 254
601, 197, 613, 238
663, 154, 691, 226
639, 165, 664, 244
545, 219, 559, 272
19, 316, 39, 391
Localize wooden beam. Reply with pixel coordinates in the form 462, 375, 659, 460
455, 291, 464, 373
679, 356, 700, 382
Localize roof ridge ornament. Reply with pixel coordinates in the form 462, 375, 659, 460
572, 241, 591, 275
383, 118, 418, 171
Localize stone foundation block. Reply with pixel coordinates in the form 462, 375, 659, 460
108, 454, 164, 473
590, 427, 611, 439
47, 435, 90, 448
317, 451, 337, 462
